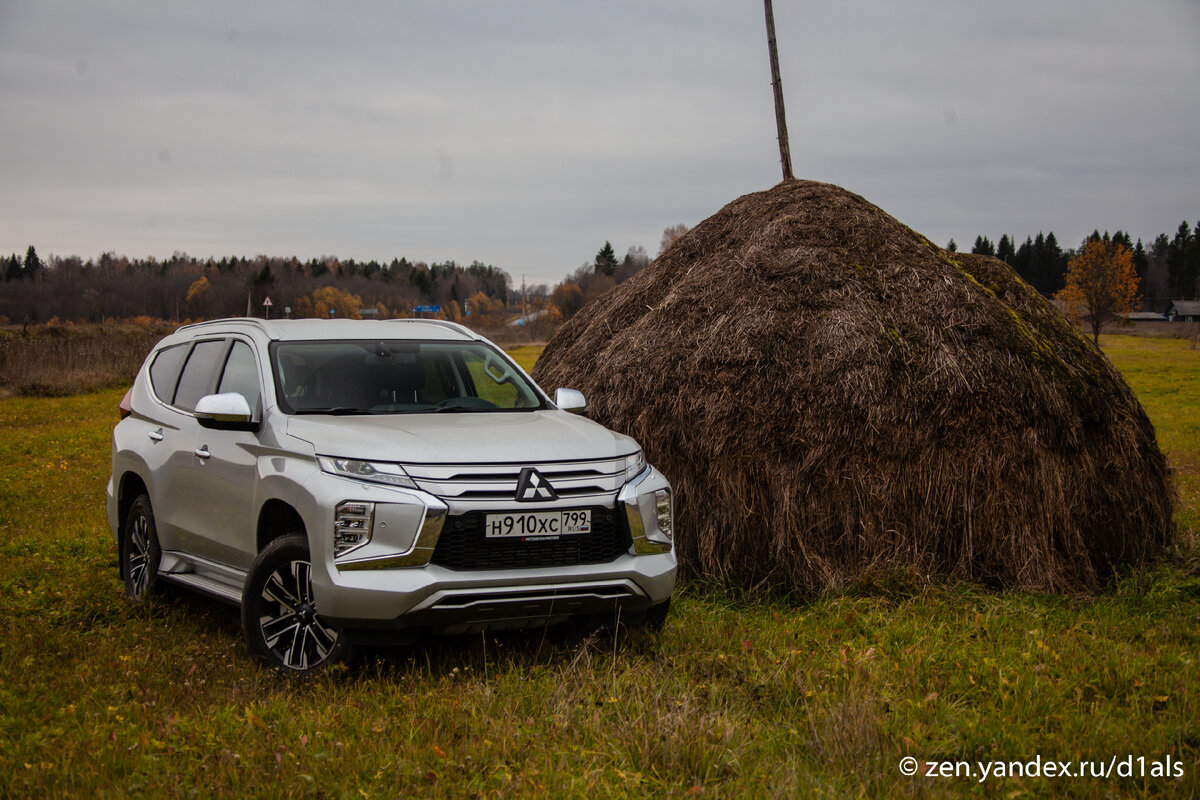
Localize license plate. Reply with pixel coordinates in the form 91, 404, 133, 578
485, 509, 591, 539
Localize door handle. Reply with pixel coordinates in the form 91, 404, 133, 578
194, 445, 211, 460
149, 429, 164, 442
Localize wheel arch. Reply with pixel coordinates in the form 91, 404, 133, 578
257, 498, 307, 553
117, 471, 150, 532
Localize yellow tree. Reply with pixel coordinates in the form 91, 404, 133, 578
293, 287, 363, 319
465, 291, 504, 327
1055, 238, 1139, 345
184, 276, 211, 318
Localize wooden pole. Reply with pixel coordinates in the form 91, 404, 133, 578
763, 0, 794, 182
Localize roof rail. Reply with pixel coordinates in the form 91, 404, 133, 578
174, 317, 274, 335
389, 318, 478, 338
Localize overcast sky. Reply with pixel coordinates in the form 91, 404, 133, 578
2, 0, 1198, 287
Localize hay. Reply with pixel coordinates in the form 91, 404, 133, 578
534, 181, 1173, 594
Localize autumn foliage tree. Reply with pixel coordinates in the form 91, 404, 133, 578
293, 286, 363, 319
1055, 237, 1140, 344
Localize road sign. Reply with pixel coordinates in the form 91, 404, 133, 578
262, 297, 273, 307
413, 305, 441, 313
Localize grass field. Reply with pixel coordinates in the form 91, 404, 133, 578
0, 336, 1196, 798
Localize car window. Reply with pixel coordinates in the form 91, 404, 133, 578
217, 340, 261, 413
148, 343, 188, 402
271, 340, 543, 414
462, 348, 523, 408
174, 340, 229, 411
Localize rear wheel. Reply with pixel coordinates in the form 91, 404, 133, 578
121, 495, 161, 602
242, 535, 348, 672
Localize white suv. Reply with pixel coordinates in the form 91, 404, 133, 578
106, 318, 675, 671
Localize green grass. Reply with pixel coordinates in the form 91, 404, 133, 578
0, 337, 1197, 798
1099, 335, 1200, 536
504, 345, 543, 375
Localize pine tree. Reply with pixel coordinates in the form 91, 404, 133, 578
1012, 237, 1034, 285
23, 246, 42, 279
1167, 221, 1196, 299
971, 236, 995, 257
996, 234, 1015, 263
254, 264, 274, 287
1132, 238, 1148, 281
1044, 232, 1066, 293
594, 241, 618, 277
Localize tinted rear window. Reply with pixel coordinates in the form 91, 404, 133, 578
148, 344, 188, 402
174, 340, 229, 411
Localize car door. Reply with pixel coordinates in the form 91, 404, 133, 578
139, 341, 200, 555
151, 338, 226, 557
158, 337, 243, 566
183, 338, 264, 570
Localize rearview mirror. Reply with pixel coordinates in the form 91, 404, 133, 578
195, 392, 257, 430
554, 388, 588, 416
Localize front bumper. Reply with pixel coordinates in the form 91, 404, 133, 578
305, 466, 677, 632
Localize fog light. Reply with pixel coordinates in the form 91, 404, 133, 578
654, 489, 672, 539
334, 501, 374, 557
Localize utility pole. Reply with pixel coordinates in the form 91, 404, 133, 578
763, 0, 794, 182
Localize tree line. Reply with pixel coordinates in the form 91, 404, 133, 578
0, 226, 686, 330
0, 248, 521, 327
955, 220, 1200, 306
4, 217, 1195, 329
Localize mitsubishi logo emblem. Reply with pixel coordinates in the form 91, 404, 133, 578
515, 468, 558, 502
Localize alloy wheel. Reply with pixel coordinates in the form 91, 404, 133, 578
256, 559, 341, 670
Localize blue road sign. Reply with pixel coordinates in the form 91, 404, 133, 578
413, 305, 441, 313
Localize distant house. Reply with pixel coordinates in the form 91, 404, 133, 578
1166, 300, 1200, 322
1122, 311, 1168, 322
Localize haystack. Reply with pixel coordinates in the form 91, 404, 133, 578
534, 181, 1173, 593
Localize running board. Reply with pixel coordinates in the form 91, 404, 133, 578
160, 571, 243, 606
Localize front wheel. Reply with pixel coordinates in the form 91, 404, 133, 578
241, 535, 349, 672
642, 597, 671, 631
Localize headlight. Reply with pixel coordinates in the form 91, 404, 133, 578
318, 457, 418, 489
654, 488, 672, 540
623, 450, 647, 482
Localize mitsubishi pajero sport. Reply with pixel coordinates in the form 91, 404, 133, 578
106, 318, 675, 672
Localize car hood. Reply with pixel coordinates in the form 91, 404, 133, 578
286, 410, 639, 464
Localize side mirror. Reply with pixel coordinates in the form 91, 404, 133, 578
554, 388, 588, 416
195, 392, 257, 430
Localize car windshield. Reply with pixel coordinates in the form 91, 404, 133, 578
270, 340, 545, 415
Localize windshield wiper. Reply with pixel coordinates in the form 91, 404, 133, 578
292, 407, 372, 416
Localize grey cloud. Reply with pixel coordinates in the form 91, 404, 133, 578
0, 0, 1197, 286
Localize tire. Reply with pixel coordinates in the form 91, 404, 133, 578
122, 494, 161, 602
642, 597, 671, 632
241, 535, 348, 672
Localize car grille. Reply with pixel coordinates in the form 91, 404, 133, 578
401, 458, 626, 502
430, 506, 630, 571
